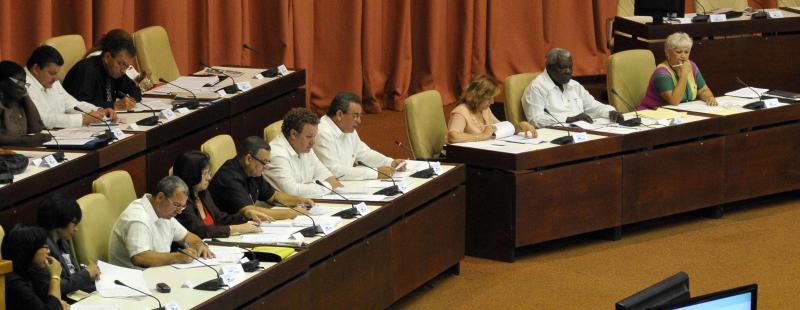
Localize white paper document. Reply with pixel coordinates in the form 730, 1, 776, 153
725, 87, 768, 99
320, 194, 387, 202
95, 261, 150, 298
133, 98, 173, 111
308, 204, 339, 216
498, 134, 544, 145
171, 258, 220, 269
491, 121, 516, 139
335, 186, 369, 194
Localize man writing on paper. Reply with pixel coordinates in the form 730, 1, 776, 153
264, 108, 343, 197
522, 48, 622, 127
63, 35, 140, 111
25, 45, 118, 128
314, 92, 406, 180
109, 176, 213, 269
208, 136, 315, 219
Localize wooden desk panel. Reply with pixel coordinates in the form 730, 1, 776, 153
241, 274, 310, 310
391, 185, 465, 299
0, 151, 97, 210
515, 157, 622, 247
724, 123, 800, 202
622, 137, 726, 224
464, 167, 517, 261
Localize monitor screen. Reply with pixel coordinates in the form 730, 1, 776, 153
651, 284, 757, 310
634, 0, 686, 20
616, 272, 691, 310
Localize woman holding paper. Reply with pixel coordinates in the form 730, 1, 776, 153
172, 150, 270, 238
448, 75, 537, 143
639, 32, 718, 110
2, 225, 70, 310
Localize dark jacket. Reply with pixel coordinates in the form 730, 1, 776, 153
62, 56, 142, 109
45, 237, 96, 296
175, 190, 249, 239
5, 271, 62, 310
0, 96, 46, 145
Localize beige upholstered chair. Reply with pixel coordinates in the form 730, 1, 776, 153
92, 170, 138, 216
695, 0, 748, 11
264, 120, 284, 143
403, 90, 447, 160
607, 49, 656, 112
0, 225, 4, 258
133, 26, 181, 82
608, 0, 635, 48
201, 135, 236, 175
778, 0, 800, 6
41, 34, 87, 81
503, 73, 539, 127
73, 193, 116, 264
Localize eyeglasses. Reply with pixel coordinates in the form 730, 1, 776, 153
346, 112, 362, 120
250, 154, 270, 167
167, 197, 187, 211
201, 169, 212, 178
9, 77, 30, 88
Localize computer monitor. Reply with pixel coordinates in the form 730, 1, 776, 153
651, 284, 757, 310
616, 272, 691, 310
634, 0, 686, 25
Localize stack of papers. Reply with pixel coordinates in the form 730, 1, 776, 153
662, 100, 749, 116
637, 108, 687, 120
725, 87, 768, 99
320, 194, 387, 202
171, 258, 219, 269
95, 261, 149, 298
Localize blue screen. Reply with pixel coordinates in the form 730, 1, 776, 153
673, 292, 752, 310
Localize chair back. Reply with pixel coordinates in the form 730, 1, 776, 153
74, 193, 116, 264
607, 49, 656, 112
92, 170, 137, 217
403, 90, 447, 160
133, 26, 181, 82
264, 120, 284, 143
778, 0, 800, 6
0, 225, 4, 259
201, 135, 236, 175
695, 0, 748, 11
503, 73, 539, 126
41, 34, 87, 81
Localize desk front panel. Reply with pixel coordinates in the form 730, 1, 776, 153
724, 122, 800, 202
622, 137, 726, 224
515, 157, 622, 246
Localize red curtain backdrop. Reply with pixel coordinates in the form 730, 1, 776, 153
0, 0, 780, 112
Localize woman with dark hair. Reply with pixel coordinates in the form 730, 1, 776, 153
36, 193, 99, 296
0, 60, 51, 146
3, 225, 69, 309
173, 150, 267, 238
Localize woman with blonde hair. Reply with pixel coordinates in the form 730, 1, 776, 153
639, 32, 717, 110
447, 75, 537, 143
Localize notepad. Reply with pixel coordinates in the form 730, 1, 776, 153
637, 108, 687, 120
251, 246, 296, 262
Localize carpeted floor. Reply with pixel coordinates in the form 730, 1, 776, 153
358, 105, 800, 309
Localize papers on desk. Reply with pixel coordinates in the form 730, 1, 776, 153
320, 193, 387, 202
497, 134, 544, 145
637, 108, 687, 120
71, 305, 120, 310
171, 258, 220, 269
491, 121, 516, 139
308, 204, 339, 216
133, 98, 173, 111
335, 186, 369, 194
95, 261, 150, 298
366, 179, 410, 189
292, 215, 343, 227
150, 76, 220, 93
725, 87, 768, 99
207, 245, 246, 263
662, 100, 749, 116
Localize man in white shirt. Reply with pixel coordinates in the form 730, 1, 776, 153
522, 48, 621, 128
314, 92, 406, 180
109, 176, 212, 269
264, 108, 343, 198
25, 45, 117, 129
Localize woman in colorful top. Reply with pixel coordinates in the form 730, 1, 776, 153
447, 74, 537, 143
638, 32, 718, 110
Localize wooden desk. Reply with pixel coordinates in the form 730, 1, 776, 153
0, 260, 11, 310
613, 11, 800, 93
448, 104, 800, 262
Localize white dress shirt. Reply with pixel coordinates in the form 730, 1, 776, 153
521, 71, 615, 128
314, 115, 393, 180
108, 194, 188, 269
25, 68, 100, 128
264, 133, 334, 198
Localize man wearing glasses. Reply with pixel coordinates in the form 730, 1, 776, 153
62, 35, 141, 111
208, 136, 315, 219
109, 176, 213, 269
314, 92, 406, 181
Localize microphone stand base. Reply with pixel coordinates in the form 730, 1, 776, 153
136, 116, 160, 126
743, 101, 765, 110
194, 278, 224, 291
373, 185, 402, 196
298, 225, 320, 237
333, 208, 359, 219
550, 136, 574, 145
410, 168, 435, 179
618, 118, 642, 127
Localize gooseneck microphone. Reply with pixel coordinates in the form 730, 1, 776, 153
394, 140, 435, 178
314, 180, 359, 219
242, 43, 282, 77
610, 89, 643, 127
357, 161, 402, 196
199, 62, 240, 94
239, 246, 261, 272
735, 77, 766, 110
177, 248, 225, 291
42, 127, 65, 162
242, 43, 259, 54
542, 109, 574, 145
273, 200, 321, 237
158, 78, 199, 110
73, 107, 115, 141
114, 280, 165, 310
692, 1, 710, 23
116, 90, 159, 126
